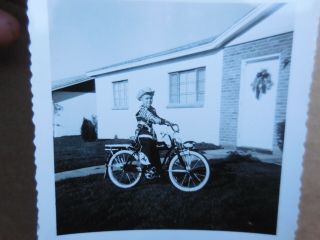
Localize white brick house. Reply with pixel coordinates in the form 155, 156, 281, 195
52, 3, 294, 155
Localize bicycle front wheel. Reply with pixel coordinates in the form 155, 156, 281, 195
168, 150, 210, 192
107, 150, 142, 188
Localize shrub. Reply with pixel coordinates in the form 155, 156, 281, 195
81, 117, 97, 142
225, 150, 257, 162
92, 115, 98, 133
53, 103, 63, 116
277, 120, 286, 152
194, 142, 221, 150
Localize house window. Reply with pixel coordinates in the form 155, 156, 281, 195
113, 80, 128, 109
169, 67, 205, 107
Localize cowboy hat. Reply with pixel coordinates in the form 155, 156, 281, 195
136, 87, 155, 100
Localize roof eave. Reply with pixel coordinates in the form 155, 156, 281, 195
52, 76, 93, 91
86, 2, 285, 78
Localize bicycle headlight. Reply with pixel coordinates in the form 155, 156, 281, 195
183, 141, 195, 149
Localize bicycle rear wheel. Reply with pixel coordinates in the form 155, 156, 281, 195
107, 150, 142, 188
168, 150, 210, 192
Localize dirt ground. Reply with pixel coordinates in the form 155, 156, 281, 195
55, 158, 281, 235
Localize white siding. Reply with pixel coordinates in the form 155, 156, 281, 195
227, 3, 294, 47
53, 92, 97, 137
95, 51, 223, 144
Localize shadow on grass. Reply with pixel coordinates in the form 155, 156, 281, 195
56, 158, 281, 235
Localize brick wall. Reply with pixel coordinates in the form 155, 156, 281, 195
219, 32, 293, 153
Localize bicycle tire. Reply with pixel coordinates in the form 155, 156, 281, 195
107, 150, 142, 188
168, 150, 210, 192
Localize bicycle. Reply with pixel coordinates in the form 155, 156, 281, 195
104, 124, 211, 192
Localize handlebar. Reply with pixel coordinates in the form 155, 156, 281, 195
160, 123, 179, 137
159, 123, 181, 148
168, 123, 179, 133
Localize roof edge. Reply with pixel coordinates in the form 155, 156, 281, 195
52, 75, 93, 91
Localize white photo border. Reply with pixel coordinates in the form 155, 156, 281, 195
28, 0, 320, 239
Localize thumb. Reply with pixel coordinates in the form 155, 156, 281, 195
0, 9, 20, 46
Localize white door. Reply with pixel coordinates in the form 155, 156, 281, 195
237, 55, 280, 150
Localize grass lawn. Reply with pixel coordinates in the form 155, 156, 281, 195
54, 136, 132, 172
54, 136, 220, 173
55, 158, 281, 235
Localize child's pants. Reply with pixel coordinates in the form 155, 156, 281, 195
139, 137, 162, 175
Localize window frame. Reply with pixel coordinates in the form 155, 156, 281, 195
168, 67, 206, 108
112, 80, 129, 110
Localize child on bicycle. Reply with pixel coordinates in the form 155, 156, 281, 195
135, 87, 173, 178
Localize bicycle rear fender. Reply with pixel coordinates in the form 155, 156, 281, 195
104, 143, 136, 163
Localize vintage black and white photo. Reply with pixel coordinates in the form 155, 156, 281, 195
28, 0, 320, 239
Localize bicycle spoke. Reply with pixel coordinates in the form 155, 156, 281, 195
194, 172, 205, 178
192, 167, 206, 174
190, 174, 196, 186
112, 163, 121, 170
116, 156, 123, 165
173, 160, 184, 169
181, 174, 187, 186
126, 173, 131, 183
112, 169, 121, 175
129, 172, 137, 180
118, 172, 125, 182
121, 154, 128, 163
191, 173, 202, 182
191, 159, 200, 170
168, 169, 188, 173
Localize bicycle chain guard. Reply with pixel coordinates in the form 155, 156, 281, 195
138, 152, 150, 165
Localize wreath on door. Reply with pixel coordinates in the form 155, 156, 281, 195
251, 69, 273, 99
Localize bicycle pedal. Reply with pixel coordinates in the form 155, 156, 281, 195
144, 167, 158, 179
